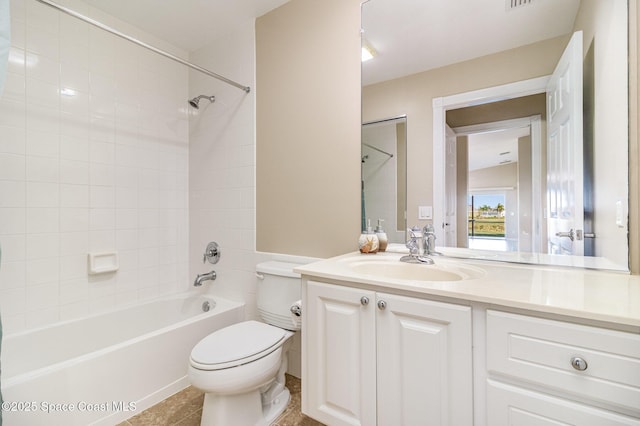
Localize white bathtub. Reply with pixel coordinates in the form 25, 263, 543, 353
1, 293, 244, 425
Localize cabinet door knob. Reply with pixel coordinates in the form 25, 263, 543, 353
377, 300, 387, 310
360, 296, 369, 306
571, 356, 588, 371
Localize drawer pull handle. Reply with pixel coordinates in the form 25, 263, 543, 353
571, 357, 588, 371
360, 296, 369, 306
377, 300, 387, 310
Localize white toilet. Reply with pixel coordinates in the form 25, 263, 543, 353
188, 261, 302, 426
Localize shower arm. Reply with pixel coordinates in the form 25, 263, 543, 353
34, 0, 251, 93
362, 143, 394, 158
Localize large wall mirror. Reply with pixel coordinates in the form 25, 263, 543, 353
361, 0, 630, 271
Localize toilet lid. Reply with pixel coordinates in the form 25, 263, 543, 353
191, 321, 287, 368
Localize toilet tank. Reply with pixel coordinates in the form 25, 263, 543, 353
256, 261, 302, 331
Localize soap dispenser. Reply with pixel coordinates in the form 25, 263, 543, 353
358, 219, 379, 254
374, 219, 388, 252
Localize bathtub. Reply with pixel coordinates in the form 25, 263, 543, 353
1, 293, 244, 425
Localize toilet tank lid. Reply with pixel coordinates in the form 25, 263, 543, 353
256, 261, 302, 278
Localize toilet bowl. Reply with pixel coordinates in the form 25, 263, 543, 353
188, 261, 302, 426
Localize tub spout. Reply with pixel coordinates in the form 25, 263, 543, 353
194, 270, 217, 286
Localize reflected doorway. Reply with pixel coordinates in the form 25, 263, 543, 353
447, 115, 542, 253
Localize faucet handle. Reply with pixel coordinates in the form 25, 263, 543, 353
406, 238, 418, 253
405, 228, 419, 255
203, 241, 221, 264
408, 226, 423, 238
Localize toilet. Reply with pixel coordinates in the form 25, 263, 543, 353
188, 261, 302, 426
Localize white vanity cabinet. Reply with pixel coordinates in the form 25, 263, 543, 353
302, 279, 473, 426
485, 310, 640, 425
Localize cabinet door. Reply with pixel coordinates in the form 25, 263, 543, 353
488, 380, 640, 426
303, 280, 377, 426
376, 293, 473, 426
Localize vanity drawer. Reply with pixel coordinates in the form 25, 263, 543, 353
487, 380, 640, 426
486, 310, 640, 414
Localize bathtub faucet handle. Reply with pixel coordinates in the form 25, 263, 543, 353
202, 242, 221, 264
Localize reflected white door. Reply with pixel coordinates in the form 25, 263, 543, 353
546, 31, 583, 255
444, 125, 457, 246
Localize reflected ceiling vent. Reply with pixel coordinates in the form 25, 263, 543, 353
506, 0, 532, 11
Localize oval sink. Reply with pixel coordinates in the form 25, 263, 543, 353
346, 259, 483, 282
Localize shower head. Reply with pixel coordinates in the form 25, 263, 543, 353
188, 95, 216, 109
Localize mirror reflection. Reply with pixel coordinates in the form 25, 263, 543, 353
361, 0, 629, 270
362, 116, 407, 244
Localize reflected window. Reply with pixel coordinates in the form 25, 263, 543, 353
468, 193, 507, 251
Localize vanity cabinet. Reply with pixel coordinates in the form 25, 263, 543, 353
486, 310, 640, 425
302, 279, 473, 426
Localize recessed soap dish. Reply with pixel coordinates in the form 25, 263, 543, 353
88, 252, 119, 275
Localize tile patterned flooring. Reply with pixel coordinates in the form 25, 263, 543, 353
117, 375, 324, 426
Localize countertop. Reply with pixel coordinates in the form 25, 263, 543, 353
294, 249, 640, 329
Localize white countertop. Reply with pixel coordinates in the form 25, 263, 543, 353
294, 250, 640, 329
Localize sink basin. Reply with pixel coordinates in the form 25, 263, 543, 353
344, 259, 484, 282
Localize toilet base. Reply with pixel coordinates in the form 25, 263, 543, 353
200, 382, 290, 426
262, 387, 290, 425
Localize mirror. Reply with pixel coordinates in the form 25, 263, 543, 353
361, 116, 407, 243
361, 0, 629, 271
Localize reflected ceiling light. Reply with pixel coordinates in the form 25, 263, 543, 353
361, 41, 377, 62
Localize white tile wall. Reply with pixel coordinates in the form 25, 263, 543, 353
188, 21, 264, 318
0, 0, 190, 333
2, 1, 311, 379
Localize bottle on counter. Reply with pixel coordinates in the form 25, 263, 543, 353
358, 219, 379, 254
374, 219, 388, 252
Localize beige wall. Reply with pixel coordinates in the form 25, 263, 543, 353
446, 94, 546, 127
255, 0, 362, 258
469, 163, 518, 190
363, 36, 567, 231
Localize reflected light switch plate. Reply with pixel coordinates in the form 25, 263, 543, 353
419, 206, 432, 220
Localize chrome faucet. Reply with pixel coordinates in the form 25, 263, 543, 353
423, 223, 437, 255
401, 226, 434, 264
194, 270, 217, 287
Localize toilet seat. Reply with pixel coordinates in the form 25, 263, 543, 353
190, 321, 287, 371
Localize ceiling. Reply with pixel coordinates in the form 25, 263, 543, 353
467, 127, 530, 172
82, 0, 580, 74
362, 0, 581, 85
83, 0, 291, 53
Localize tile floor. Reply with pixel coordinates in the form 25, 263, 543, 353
117, 375, 324, 426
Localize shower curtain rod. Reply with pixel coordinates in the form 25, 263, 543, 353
362, 143, 393, 158
35, 0, 251, 93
